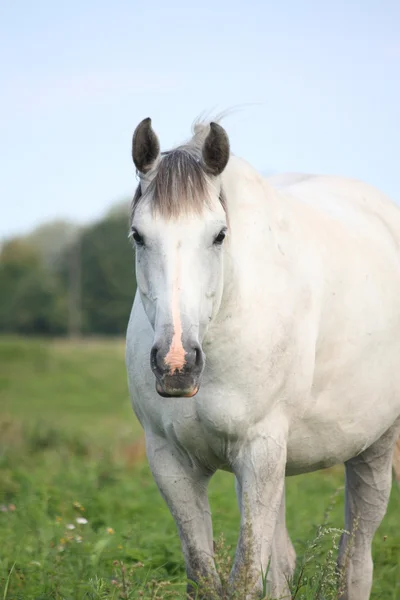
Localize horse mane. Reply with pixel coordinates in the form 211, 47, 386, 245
131, 111, 232, 221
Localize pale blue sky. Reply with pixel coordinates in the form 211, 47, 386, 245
1, 0, 399, 240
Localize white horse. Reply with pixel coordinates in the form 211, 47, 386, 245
126, 115, 400, 600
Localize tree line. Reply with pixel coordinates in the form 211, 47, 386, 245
0, 202, 137, 336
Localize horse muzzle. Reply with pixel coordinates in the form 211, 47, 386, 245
150, 341, 204, 398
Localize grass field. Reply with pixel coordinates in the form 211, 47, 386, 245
0, 337, 399, 599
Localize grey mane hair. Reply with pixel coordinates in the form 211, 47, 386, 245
131, 113, 229, 222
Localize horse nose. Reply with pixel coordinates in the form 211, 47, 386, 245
150, 340, 205, 398
150, 343, 204, 376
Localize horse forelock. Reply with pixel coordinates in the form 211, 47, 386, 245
131, 115, 230, 221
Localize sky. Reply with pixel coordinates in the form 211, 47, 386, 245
0, 0, 399, 241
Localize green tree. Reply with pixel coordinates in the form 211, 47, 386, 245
59, 211, 136, 336
25, 219, 79, 269
0, 238, 67, 335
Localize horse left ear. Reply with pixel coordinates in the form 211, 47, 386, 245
202, 122, 230, 176
132, 117, 160, 174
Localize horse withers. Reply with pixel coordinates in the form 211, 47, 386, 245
126, 115, 400, 599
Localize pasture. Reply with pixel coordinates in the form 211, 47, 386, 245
0, 337, 399, 599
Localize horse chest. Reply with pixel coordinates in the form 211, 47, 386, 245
159, 389, 287, 471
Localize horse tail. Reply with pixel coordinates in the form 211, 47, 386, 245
393, 437, 400, 485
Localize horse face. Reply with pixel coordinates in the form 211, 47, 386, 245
131, 118, 230, 398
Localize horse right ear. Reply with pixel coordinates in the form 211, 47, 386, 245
202, 122, 230, 176
132, 117, 160, 174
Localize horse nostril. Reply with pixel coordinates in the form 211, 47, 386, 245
150, 346, 159, 372
194, 345, 203, 367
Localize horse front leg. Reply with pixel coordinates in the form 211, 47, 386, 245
145, 431, 221, 599
231, 430, 288, 599
269, 484, 296, 594
235, 476, 295, 598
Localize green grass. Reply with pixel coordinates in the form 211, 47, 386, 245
0, 336, 399, 599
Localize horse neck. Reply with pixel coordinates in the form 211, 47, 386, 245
218, 156, 287, 314
222, 155, 283, 225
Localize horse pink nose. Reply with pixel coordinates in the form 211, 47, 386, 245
150, 343, 203, 376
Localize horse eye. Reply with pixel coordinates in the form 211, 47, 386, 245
131, 228, 144, 246
213, 229, 227, 245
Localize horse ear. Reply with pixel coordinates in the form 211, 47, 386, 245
132, 117, 160, 174
202, 122, 230, 176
